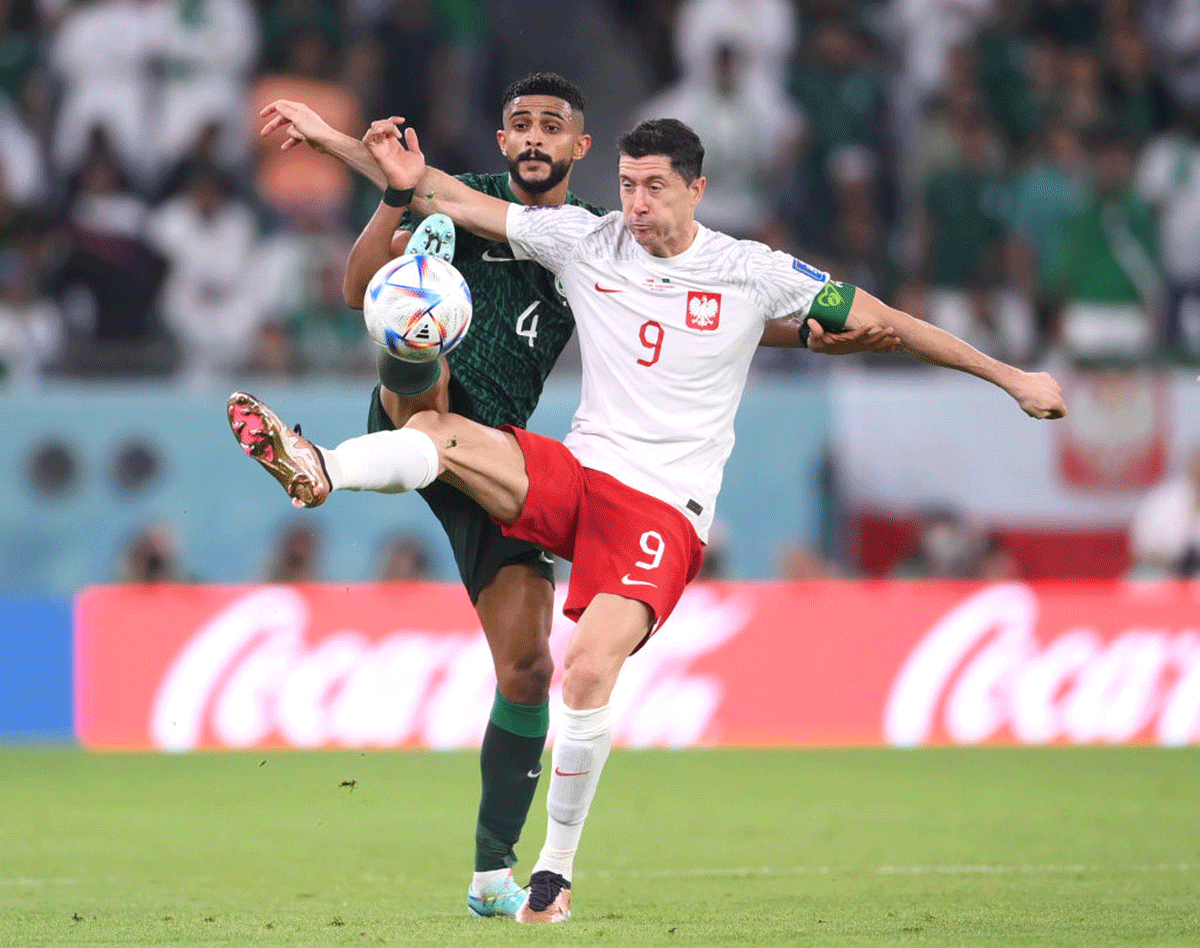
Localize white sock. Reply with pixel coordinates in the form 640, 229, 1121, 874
534, 704, 612, 883
469, 867, 511, 897
320, 428, 439, 494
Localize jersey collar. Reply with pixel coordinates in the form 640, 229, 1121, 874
629, 221, 711, 267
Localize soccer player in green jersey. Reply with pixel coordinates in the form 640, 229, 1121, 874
257, 73, 896, 917
262, 74, 602, 917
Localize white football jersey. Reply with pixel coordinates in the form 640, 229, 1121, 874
506, 204, 830, 541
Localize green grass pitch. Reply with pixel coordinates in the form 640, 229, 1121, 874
1, 746, 1197, 947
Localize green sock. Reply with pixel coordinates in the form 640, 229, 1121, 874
475, 691, 549, 872
377, 350, 441, 397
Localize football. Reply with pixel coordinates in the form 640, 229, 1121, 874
363, 254, 473, 363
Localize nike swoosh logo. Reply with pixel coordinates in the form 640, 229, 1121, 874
594, 282, 622, 293
481, 248, 516, 262
528, 766, 543, 779
621, 574, 657, 587
554, 767, 590, 777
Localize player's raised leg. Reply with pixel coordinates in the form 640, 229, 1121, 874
402, 410, 530, 524
229, 396, 530, 521
227, 391, 444, 505
227, 392, 334, 508
516, 593, 652, 924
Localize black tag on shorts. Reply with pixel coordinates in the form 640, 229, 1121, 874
686, 499, 703, 515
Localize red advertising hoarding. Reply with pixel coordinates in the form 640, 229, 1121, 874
75, 581, 1200, 751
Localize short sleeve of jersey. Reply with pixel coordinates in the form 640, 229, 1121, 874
746, 248, 831, 321
505, 203, 598, 275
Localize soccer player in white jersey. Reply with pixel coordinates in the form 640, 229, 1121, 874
229, 117, 1066, 923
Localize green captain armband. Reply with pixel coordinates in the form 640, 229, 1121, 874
808, 280, 857, 331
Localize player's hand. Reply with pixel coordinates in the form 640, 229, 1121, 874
363, 117, 425, 190
807, 318, 901, 355
1010, 370, 1066, 419
259, 100, 333, 152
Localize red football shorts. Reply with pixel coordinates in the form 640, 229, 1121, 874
499, 426, 704, 636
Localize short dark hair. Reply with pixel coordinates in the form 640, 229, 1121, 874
501, 72, 586, 116
617, 118, 704, 183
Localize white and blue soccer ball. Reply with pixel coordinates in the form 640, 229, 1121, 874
363, 254, 473, 363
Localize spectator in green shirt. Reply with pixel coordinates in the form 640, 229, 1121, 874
1046, 120, 1162, 363
1004, 114, 1088, 293
921, 112, 1024, 359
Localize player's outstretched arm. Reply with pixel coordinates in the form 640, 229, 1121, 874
363, 119, 509, 241
259, 100, 388, 189
843, 290, 1067, 419
344, 195, 411, 309
760, 317, 901, 354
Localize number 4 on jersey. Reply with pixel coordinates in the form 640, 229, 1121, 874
516, 302, 539, 347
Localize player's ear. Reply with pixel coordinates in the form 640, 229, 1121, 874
496, 129, 507, 154
690, 175, 706, 206
573, 133, 592, 160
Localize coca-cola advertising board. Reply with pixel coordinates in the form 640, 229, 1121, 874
75, 581, 1200, 751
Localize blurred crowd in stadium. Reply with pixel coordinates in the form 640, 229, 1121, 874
4, 0, 1200, 589
0, 0, 1198, 387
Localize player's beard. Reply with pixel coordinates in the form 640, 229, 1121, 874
507, 149, 571, 195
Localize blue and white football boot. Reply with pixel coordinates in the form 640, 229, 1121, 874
467, 869, 528, 918
406, 212, 456, 262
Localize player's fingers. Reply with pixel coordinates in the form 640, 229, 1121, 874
260, 115, 285, 136
403, 126, 422, 154
261, 99, 299, 118
367, 119, 401, 142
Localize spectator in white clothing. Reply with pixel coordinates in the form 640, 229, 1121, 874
0, 247, 63, 384
1134, 100, 1200, 355
673, 0, 796, 98
148, 0, 259, 173
1129, 447, 1200, 579
145, 160, 268, 382
637, 41, 802, 240
48, 0, 156, 185
0, 94, 48, 211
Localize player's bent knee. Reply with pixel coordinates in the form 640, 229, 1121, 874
495, 649, 553, 704
404, 408, 453, 440
404, 409, 486, 454
406, 412, 529, 524
560, 660, 614, 710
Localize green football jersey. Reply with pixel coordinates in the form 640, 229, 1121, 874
401, 173, 606, 429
